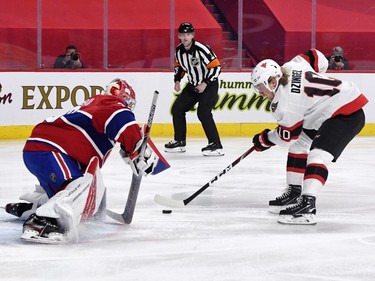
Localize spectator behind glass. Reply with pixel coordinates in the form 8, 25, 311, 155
326, 46, 350, 70
54, 45, 83, 69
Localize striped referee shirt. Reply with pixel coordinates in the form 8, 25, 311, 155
174, 39, 221, 86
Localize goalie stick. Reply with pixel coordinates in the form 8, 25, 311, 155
154, 146, 256, 208
107, 90, 159, 224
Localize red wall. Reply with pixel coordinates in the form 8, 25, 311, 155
0, 0, 223, 69
213, 0, 375, 69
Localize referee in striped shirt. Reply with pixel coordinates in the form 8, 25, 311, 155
164, 22, 224, 156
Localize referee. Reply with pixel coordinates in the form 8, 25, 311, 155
164, 22, 224, 156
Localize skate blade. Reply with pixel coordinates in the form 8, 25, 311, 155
21, 229, 67, 244
278, 214, 317, 225
164, 147, 186, 153
202, 149, 224, 157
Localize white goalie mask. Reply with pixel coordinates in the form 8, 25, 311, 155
251, 59, 282, 93
105, 78, 136, 111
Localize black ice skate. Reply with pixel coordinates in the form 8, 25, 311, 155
21, 213, 66, 244
268, 184, 302, 214
164, 140, 186, 153
201, 142, 224, 156
5, 202, 33, 218
278, 195, 317, 225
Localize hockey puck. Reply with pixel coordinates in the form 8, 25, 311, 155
162, 210, 172, 214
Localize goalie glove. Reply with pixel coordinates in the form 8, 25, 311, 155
120, 145, 158, 177
252, 129, 275, 151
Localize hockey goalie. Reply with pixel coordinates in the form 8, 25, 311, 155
5, 78, 168, 244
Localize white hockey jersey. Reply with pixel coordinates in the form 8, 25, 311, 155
267, 50, 368, 146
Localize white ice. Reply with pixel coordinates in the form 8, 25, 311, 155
1, 137, 375, 281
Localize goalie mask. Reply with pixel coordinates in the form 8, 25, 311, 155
105, 78, 136, 110
251, 59, 282, 94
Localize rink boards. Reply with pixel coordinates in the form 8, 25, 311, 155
0, 71, 374, 139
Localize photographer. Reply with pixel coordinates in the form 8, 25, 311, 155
54, 45, 83, 69
327, 46, 350, 70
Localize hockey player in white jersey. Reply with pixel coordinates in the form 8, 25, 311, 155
250, 49, 368, 225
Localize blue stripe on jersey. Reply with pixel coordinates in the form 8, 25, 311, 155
63, 112, 114, 157
105, 109, 136, 141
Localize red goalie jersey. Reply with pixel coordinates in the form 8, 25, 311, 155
23, 94, 142, 168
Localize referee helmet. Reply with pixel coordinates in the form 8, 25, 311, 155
178, 22, 194, 33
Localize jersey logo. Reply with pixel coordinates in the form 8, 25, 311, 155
50, 173, 57, 182
271, 102, 278, 112
190, 57, 200, 67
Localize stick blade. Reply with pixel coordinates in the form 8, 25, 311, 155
154, 194, 186, 208
106, 209, 126, 223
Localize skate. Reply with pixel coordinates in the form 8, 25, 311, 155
21, 213, 66, 244
5, 184, 48, 219
5, 202, 33, 218
201, 142, 224, 156
278, 195, 317, 225
269, 185, 301, 214
164, 140, 186, 153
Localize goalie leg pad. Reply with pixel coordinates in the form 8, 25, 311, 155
5, 184, 48, 220
32, 157, 106, 243
19, 184, 48, 219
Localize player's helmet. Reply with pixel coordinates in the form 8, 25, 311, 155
251, 59, 282, 93
178, 22, 194, 33
105, 78, 136, 110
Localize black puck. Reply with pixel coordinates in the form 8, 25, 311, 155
162, 210, 172, 214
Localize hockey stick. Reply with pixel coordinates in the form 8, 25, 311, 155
154, 146, 256, 208
107, 90, 159, 224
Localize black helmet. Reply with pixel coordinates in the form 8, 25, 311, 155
178, 22, 194, 33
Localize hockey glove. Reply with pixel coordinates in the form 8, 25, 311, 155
252, 129, 275, 151
120, 145, 158, 177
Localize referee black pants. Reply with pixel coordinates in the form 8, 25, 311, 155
171, 81, 221, 145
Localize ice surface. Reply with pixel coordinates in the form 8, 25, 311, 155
1, 137, 375, 281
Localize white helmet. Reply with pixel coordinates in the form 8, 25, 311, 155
105, 78, 136, 110
251, 59, 282, 93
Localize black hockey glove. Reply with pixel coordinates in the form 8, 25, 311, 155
252, 129, 275, 152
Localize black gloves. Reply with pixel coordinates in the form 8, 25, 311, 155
252, 129, 275, 151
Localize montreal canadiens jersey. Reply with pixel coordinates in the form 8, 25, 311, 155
23, 94, 142, 167
267, 50, 368, 146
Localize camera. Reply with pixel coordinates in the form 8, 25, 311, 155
71, 52, 80, 61
334, 55, 343, 63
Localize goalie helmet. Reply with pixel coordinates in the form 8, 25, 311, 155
105, 78, 136, 110
251, 59, 282, 93
178, 22, 194, 33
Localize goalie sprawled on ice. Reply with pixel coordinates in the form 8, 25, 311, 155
5, 78, 168, 244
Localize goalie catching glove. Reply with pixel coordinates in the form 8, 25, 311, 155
120, 145, 158, 177
252, 129, 275, 151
